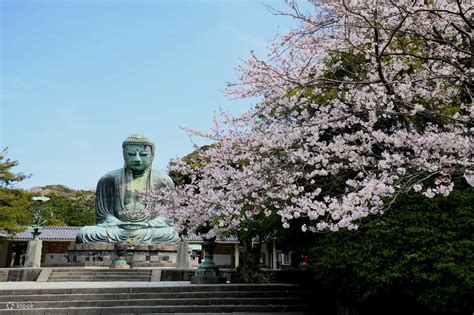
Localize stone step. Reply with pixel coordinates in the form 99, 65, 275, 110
47, 270, 151, 275
48, 274, 152, 278
49, 268, 152, 273
47, 270, 152, 281
0, 297, 306, 309
49, 275, 151, 279
48, 276, 151, 278
49, 271, 152, 274
0, 304, 312, 314
47, 280, 150, 282
51, 273, 151, 277
49, 276, 154, 279
48, 269, 152, 274
49, 274, 150, 276
0, 290, 310, 302
0, 284, 313, 314
0, 284, 306, 296
48, 279, 150, 282
47, 278, 153, 281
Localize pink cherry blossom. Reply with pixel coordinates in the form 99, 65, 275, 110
142, 0, 473, 238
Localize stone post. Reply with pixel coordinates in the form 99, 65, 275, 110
24, 240, 42, 268
272, 239, 278, 270
176, 240, 189, 268
25, 196, 49, 268
234, 243, 240, 268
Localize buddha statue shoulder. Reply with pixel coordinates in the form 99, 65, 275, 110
75, 134, 179, 244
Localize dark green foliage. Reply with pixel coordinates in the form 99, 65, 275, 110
309, 183, 473, 314
169, 144, 213, 186
0, 148, 29, 188
0, 187, 32, 237
32, 185, 96, 226
0, 149, 32, 237
276, 217, 320, 268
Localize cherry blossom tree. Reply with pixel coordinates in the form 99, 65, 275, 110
145, 0, 473, 238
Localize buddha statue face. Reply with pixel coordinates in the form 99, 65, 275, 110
123, 144, 154, 174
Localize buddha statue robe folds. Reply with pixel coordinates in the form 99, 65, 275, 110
75, 134, 179, 244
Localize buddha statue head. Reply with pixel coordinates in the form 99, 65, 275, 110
122, 134, 155, 175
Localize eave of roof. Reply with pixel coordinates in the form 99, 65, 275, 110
10, 226, 240, 244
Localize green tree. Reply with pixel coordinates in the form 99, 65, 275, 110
0, 148, 28, 188
310, 182, 473, 314
0, 149, 32, 238
69, 190, 95, 226
31, 185, 96, 226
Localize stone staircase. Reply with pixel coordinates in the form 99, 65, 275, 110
0, 284, 314, 314
47, 269, 152, 282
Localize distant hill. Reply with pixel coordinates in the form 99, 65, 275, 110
29, 184, 95, 195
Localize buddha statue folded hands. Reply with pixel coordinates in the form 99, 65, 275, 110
75, 134, 179, 244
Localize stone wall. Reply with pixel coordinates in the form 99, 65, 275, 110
67, 243, 179, 267
0, 268, 42, 281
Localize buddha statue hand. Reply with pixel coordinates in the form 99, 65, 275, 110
100, 215, 123, 227
117, 222, 149, 230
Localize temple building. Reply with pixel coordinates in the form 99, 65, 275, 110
0, 226, 290, 269
0, 226, 241, 268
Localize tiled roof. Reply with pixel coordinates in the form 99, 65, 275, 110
12, 226, 81, 241
184, 234, 239, 243
11, 226, 239, 243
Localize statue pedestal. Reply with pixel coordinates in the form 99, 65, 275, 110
25, 240, 42, 268
68, 243, 179, 267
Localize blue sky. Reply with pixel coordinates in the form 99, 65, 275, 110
1, 0, 300, 190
